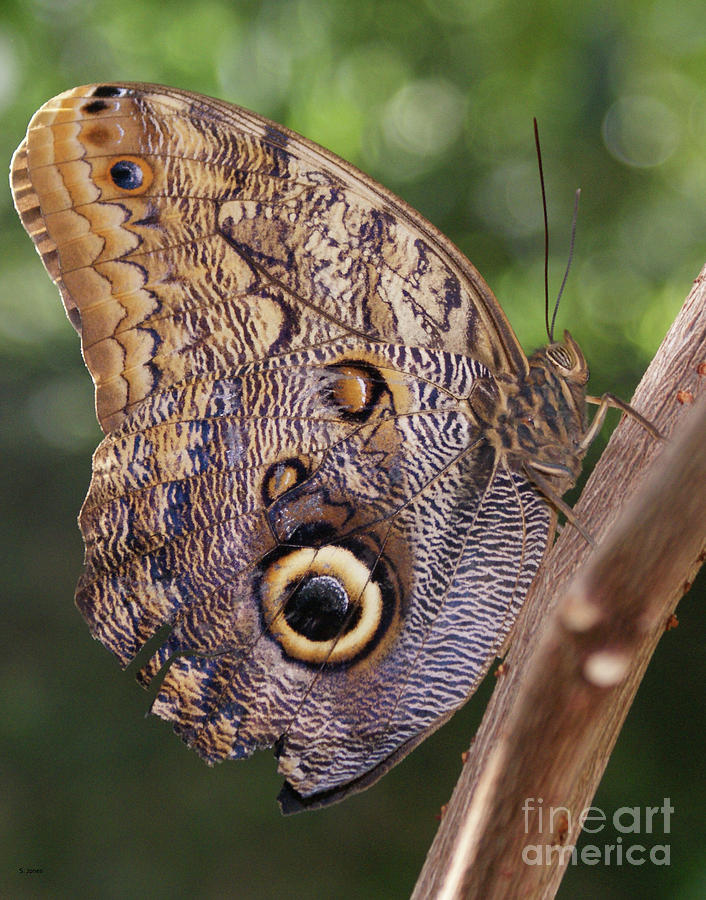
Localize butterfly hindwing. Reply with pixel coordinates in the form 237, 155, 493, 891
74, 339, 550, 805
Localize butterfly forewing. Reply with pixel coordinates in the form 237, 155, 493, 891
11, 83, 587, 810
11, 83, 527, 433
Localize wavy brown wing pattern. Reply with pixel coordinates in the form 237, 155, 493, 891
11, 83, 588, 812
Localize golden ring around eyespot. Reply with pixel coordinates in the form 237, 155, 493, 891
262, 546, 382, 663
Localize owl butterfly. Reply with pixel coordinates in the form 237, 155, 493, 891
11, 84, 651, 813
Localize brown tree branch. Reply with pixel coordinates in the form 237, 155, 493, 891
413, 266, 706, 899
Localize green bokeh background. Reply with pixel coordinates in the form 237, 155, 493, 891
1, 0, 704, 897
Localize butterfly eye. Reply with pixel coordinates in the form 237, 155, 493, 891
547, 344, 574, 371
545, 331, 589, 384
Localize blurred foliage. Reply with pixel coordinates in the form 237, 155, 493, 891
1, 0, 704, 897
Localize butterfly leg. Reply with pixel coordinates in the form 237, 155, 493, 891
523, 462, 595, 546
582, 393, 663, 451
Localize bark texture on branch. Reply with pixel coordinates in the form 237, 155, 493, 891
413, 266, 706, 899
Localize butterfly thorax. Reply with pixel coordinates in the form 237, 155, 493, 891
470, 330, 589, 495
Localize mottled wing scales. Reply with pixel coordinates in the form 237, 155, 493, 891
71, 338, 550, 801
76, 341, 479, 661
276, 466, 550, 803
11, 83, 526, 433
10, 83, 556, 808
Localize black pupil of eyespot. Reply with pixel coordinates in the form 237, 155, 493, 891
284, 575, 355, 641
110, 160, 143, 190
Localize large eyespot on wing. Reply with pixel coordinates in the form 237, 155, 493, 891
260, 546, 386, 664
11, 82, 528, 434
139, 419, 552, 811
72, 342, 525, 787
74, 342, 552, 809
71, 340, 479, 664
275, 463, 553, 812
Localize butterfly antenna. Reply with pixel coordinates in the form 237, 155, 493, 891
550, 187, 581, 341
534, 119, 551, 341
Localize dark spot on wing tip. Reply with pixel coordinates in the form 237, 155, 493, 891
82, 100, 109, 114
264, 124, 289, 148
92, 85, 126, 98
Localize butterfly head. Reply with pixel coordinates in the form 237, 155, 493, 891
541, 330, 589, 388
